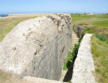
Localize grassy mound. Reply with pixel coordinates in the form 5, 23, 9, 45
91, 35, 108, 83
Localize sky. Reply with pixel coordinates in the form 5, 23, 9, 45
0, 0, 108, 14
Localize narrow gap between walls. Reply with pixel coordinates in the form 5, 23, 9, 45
63, 32, 84, 82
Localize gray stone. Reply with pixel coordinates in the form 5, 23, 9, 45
0, 14, 72, 80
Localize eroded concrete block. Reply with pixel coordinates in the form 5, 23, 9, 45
0, 14, 72, 80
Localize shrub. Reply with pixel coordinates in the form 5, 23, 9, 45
95, 33, 107, 41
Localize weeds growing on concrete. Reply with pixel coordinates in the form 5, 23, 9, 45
63, 35, 83, 82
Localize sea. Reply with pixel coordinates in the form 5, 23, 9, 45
0, 14, 8, 17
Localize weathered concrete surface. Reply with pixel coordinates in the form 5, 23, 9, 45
23, 76, 65, 83
0, 14, 72, 80
71, 34, 96, 83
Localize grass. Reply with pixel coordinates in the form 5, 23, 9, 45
91, 35, 108, 83
63, 51, 73, 70
63, 37, 82, 70
93, 20, 108, 28
71, 14, 108, 28
71, 14, 94, 24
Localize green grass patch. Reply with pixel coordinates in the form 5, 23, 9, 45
63, 51, 73, 70
93, 20, 108, 28
71, 14, 108, 28
71, 14, 94, 24
63, 37, 82, 70
91, 34, 108, 83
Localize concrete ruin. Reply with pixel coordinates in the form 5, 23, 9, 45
0, 14, 72, 80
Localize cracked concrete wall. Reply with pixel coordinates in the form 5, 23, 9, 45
0, 14, 72, 80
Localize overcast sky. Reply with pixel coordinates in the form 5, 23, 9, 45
0, 0, 108, 14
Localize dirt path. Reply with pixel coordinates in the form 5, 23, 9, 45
71, 31, 79, 48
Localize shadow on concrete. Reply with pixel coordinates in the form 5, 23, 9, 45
63, 61, 74, 82
63, 47, 78, 82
